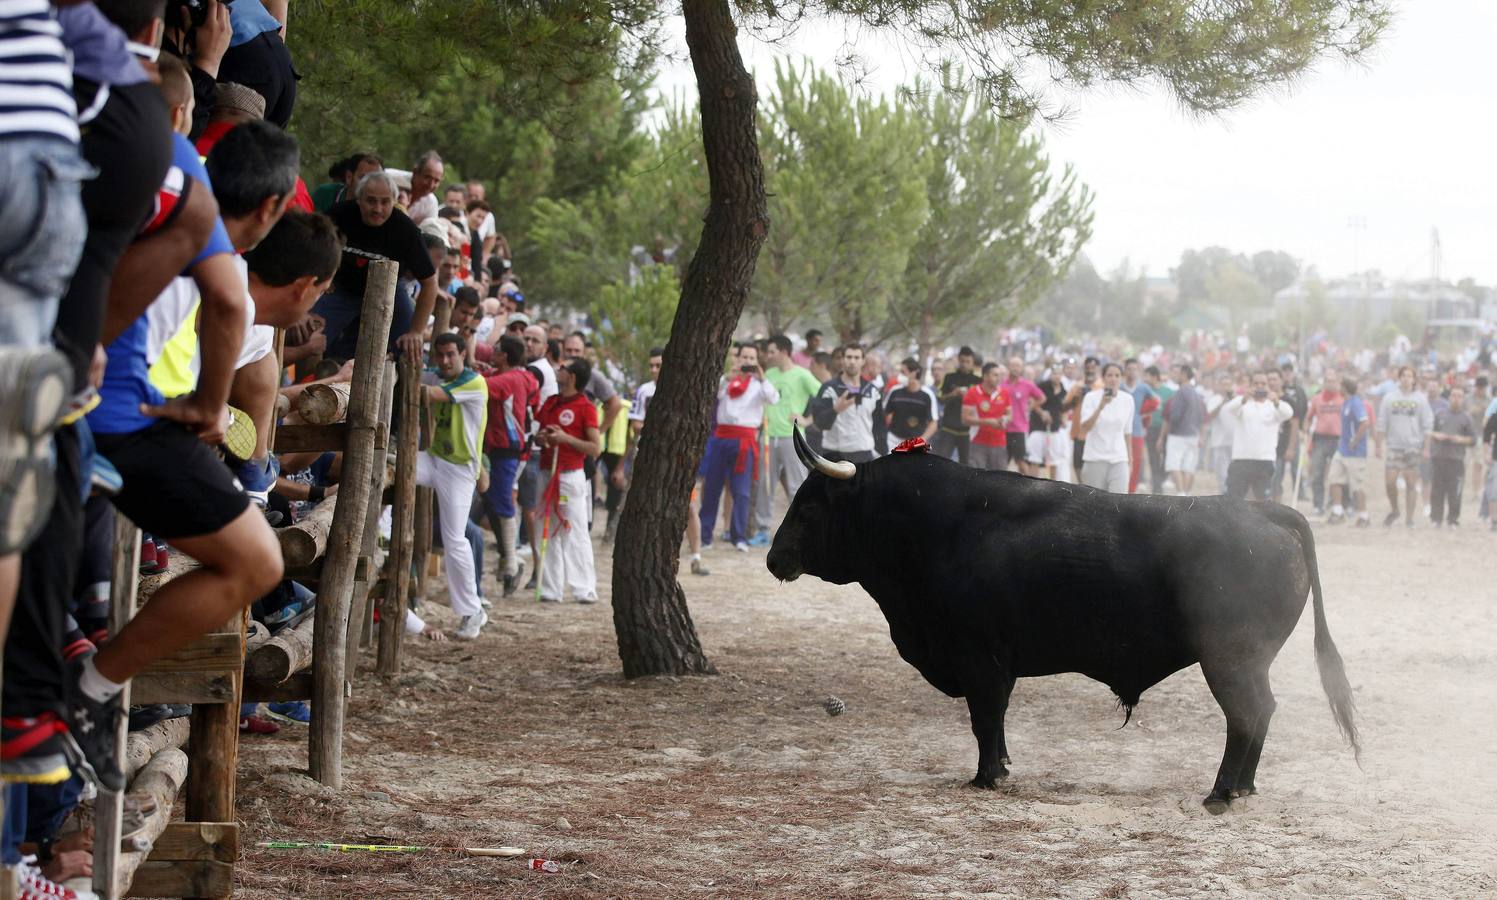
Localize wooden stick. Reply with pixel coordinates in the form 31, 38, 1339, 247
345, 357, 395, 672
93, 520, 140, 900
295, 382, 352, 425
244, 613, 316, 684
116, 748, 189, 892
276, 495, 339, 568
309, 259, 397, 789
377, 358, 422, 675
124, 716, 191, 784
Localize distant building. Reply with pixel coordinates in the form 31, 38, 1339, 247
1273, 275, 1478, 346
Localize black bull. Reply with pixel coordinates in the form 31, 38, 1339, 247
766, 431, 1360, 813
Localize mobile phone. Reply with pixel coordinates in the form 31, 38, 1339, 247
1104, 388, 1115, 398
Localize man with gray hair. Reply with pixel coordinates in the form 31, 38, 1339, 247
407, 150, 444, 225
317, 170, 437, 364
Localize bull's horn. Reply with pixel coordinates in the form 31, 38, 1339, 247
793, 426, 854, 480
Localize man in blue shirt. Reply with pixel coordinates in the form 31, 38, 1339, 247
1326, 377, 1371, 526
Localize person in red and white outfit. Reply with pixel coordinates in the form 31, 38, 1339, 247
699, 344, 780, 552
535, 357, 602, 602
962, 362, 1012, 471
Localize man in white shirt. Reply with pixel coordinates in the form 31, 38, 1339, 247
1204, 371, 1238, 492
1220, 371, 1294, 501
698, 344, 780, 551
405, 150, 443, 225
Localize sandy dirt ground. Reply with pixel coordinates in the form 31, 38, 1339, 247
236, 472, 1497, 899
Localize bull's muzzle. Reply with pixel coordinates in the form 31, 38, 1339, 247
765, 546, 802, 582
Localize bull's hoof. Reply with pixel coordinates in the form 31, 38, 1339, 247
1230, 786, 1257, 799
969, 767, 1010, 790
1202, 793, 1231, 815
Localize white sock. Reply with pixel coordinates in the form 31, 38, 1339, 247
1331, 504, 1344, 516
499, 517, 519, 576
690, 553, 701, 563
1357, 510, 1370, 521
78, 656, 124, 703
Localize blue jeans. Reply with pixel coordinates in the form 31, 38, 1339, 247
481, 453, 521, 520
311, 281, 415, 362
0, 137, 91, 347
699, 436, 753, 545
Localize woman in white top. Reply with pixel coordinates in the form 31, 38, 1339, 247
1076, 363, 1137, 493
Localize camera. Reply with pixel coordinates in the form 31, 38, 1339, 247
1253, 388, 1268, 400
1104, 388, 1115, 398
740, 364, 758, 374
169, 0, 231, 30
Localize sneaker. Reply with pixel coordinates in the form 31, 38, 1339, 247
502, 562, 525, 598
222, 404, 258, 463
90, 454, 122, 497
1312, 506, 1325, 517
138, 537, 163, 575
234, 455, 279, 508
690, 558, 710, 577
1449, 520, 1461, 528
734, 541, 749, 553
126, 704, 189, 732
577, 596, 598, 605
480, 597, 492, 609
63, 663, 125, 792
265, 701, 311, 725
1325, 513, 1344, 526
16, 856, 99, 900
524, 570, 538, 592
1432, 520, 1443, 529
747, 531, 771, 548
238, 715, 279, 735
453, 610, 488, 640
0, 714, 72, 785
602, 520, 617, 545
0, 348, 72, 555
153, 539, 169, 572
1383, 511, 1399, 528
1405, 519, 1415, 529
538, 595, 561, 603
1355, 516, 1371, 528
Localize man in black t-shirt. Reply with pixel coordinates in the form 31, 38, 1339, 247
885, 357, 938, 442
933, 346, 981, 463
1270, 365, 1307, 503
315, 170, 437, 363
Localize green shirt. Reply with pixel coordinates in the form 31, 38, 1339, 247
424, 368, 488, 472
765, 364, 822, 438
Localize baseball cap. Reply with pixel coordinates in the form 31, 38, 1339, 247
506, 312, 531, 328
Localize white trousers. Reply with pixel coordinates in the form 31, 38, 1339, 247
538, 468, 597, 602
416, 451, 482, 618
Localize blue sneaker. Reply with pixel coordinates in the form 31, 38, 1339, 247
747, 531, 771, 548
265, 701, 311, 725
235, 455, 279, 508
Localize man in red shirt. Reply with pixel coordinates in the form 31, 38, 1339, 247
1306, 370, 1344, 515
480, 334, 538, 597
962, 362, 1012, 471
535, 358, 603, 603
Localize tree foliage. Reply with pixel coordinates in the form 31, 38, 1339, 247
1172, 246, 1301, 328
595, 266, 683, 384
878, 70, 1092, 357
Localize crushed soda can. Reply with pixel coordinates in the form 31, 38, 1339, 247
528, 859, 560, 873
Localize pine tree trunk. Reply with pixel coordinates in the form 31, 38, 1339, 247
610, 0, 768, 679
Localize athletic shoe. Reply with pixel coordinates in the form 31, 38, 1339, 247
480, 596, 492, 609
524, 570, 538, 592
1312, 506, 1325, 517
1382, 511, 1399, 528
1325, 514, 1344, 526
747, 531, 771, 548
602, 520, 617, 544
690, 558, 710, 577
138, 536, 163, 575
16, 856, 99, 900
235, 455, 279, 508
454, 610, 488, 640
238, 715, 279, 735
1449, 521, 1461, 529
153, 539, 169, 571
90, 454, 122, 497
538, 595, 561, 603
265, 701, 311, 725
0, 348, 71, 555
126, 704, 189, 732
734, 541, 749, 552
222, 404, 258, 463
0, 714, 72, 785
1355, 516, 1371, 528
62, 662, 124, 792
577, 596, 598, 605
502, 562, 525, 598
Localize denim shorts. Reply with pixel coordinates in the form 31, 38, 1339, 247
0, 137, 92, 346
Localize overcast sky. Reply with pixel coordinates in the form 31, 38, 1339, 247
652, 1, 1496, 285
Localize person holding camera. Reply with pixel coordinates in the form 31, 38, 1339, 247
810, 343, 886, 464
699, 344, 780, 552
1220, 371, 1295, 501
1076, 363, 1136, 492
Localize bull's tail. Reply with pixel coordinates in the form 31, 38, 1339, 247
1264, 504, 1362, 763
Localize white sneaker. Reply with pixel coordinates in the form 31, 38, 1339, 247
734, 541, 749, 552
453, 610, 488, 640
577, 596, 598, 604
16, 857, 99, 900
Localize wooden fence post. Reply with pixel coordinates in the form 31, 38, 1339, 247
308, 260, 396, 788
377, 357, 422, 675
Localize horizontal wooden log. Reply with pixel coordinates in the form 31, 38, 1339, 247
138, 633, 242, 676
241, 670, 314, 704
124, 717, 190, 784
117, 748, 187, 895
273, 423, 347, 454
127, 860, 233, 898
130, 672, 235, 706
146, 822, 238, 863
277, 495, 339, 568
243, 614, 315, 684
136, 555, 199, 606
295, 382, 352, 425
